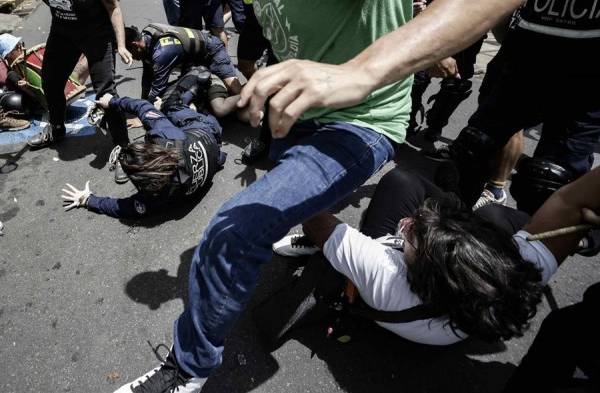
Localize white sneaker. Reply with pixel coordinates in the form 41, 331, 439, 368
473, 189, 507, 211
114, 350, 206, 393
272, 235, 319, 257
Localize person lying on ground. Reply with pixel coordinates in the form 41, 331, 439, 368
61, 68, 227, 219
156, 72, 247, 120
292, 165, 599, 345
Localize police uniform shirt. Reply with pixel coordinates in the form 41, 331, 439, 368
142, 33, 187, 103
519, 0, 600, 39
47, 0, 113, 38
86, 97, 222, 218
514, 0, 600, 74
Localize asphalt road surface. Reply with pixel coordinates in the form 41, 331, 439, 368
1, 2, 599, 393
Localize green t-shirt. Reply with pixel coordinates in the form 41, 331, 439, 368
254, 0, 413, 143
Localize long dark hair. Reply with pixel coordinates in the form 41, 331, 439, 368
120, 142, 181, 194
406, 197, 544, 342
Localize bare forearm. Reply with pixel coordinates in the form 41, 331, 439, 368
102, 0, 126, 49
302, 213, 343, 249
348, 0, 524, 90
525, 167, 600, 263
211, 96, 240, 118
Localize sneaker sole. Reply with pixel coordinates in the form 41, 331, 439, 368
115, 177, 130, 184
0, 124, 30, 132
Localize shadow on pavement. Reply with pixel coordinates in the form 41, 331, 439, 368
285, 322, 514, 393
125, 247, 194, 310
0, 144, 29, 176
125, 247, 284, 392
117, 182, 212, 229
49, 130, 114, 169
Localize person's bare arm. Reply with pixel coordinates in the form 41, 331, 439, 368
101, 0, 132, 65
210, 95, 241, 118
302, 212, 343, 249
525, 167, 600, 264
238, 0, 524, 137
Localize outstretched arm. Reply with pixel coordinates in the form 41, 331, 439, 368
61, 181, 164, 218
210, 95, 241, 118
101, 0, 132, 65
96, 94, 182, 137
86, 195, 159, 218
238, 0, 523, 137
525, 167, 600, 264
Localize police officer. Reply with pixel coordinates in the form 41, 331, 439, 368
434, 0, 600, 211
61, 67, 226, 218
28, 0, 132, 185
125, 23, 241, 107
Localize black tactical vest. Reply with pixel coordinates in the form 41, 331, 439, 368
143, 23, 207, 61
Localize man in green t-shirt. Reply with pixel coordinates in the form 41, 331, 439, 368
113, 0, 524, 391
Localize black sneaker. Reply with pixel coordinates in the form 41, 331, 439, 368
114, 345, 206, 393
577, 229, 600, 257
109, 145, 129, 184
27, 124, 65, 149
423, 144, 453, 162
114, 161, 129, 184
241, 137, 267, 164
422, 127, 442, 142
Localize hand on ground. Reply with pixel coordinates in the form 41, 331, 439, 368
61, 181, 92, 211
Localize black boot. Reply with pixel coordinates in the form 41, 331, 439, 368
27, 124, 66, 149
108, 145, 129, 184
425, 77, 472, 141
407, 71, 430, 134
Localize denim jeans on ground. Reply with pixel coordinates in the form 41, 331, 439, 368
173, 120, 395, 377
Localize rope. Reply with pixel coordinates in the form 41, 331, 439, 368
526, 224, 596, 241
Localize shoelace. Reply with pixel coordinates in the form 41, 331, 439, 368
132, 341, 187, 393
290, 236, 316, 248
473, 189, 504, 211
108, 145, 122, 172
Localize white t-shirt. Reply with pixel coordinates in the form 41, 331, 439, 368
323, 224, 558, 346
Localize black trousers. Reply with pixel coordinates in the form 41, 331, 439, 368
458, 30, 600, 205
409, 36, 485, 131
503, 282, 600, 392
360, 167, 529, 239
42, 30, 128, 147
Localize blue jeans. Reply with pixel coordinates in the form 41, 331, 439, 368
173, 120, 395, 377
203, 32, 238, 80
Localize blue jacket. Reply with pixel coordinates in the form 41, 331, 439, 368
86, 97, 223, 218
141, 34, 187, 103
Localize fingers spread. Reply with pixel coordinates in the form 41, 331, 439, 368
61, 189, 76, 197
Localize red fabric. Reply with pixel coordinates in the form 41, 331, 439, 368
0, 61, 8, 86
